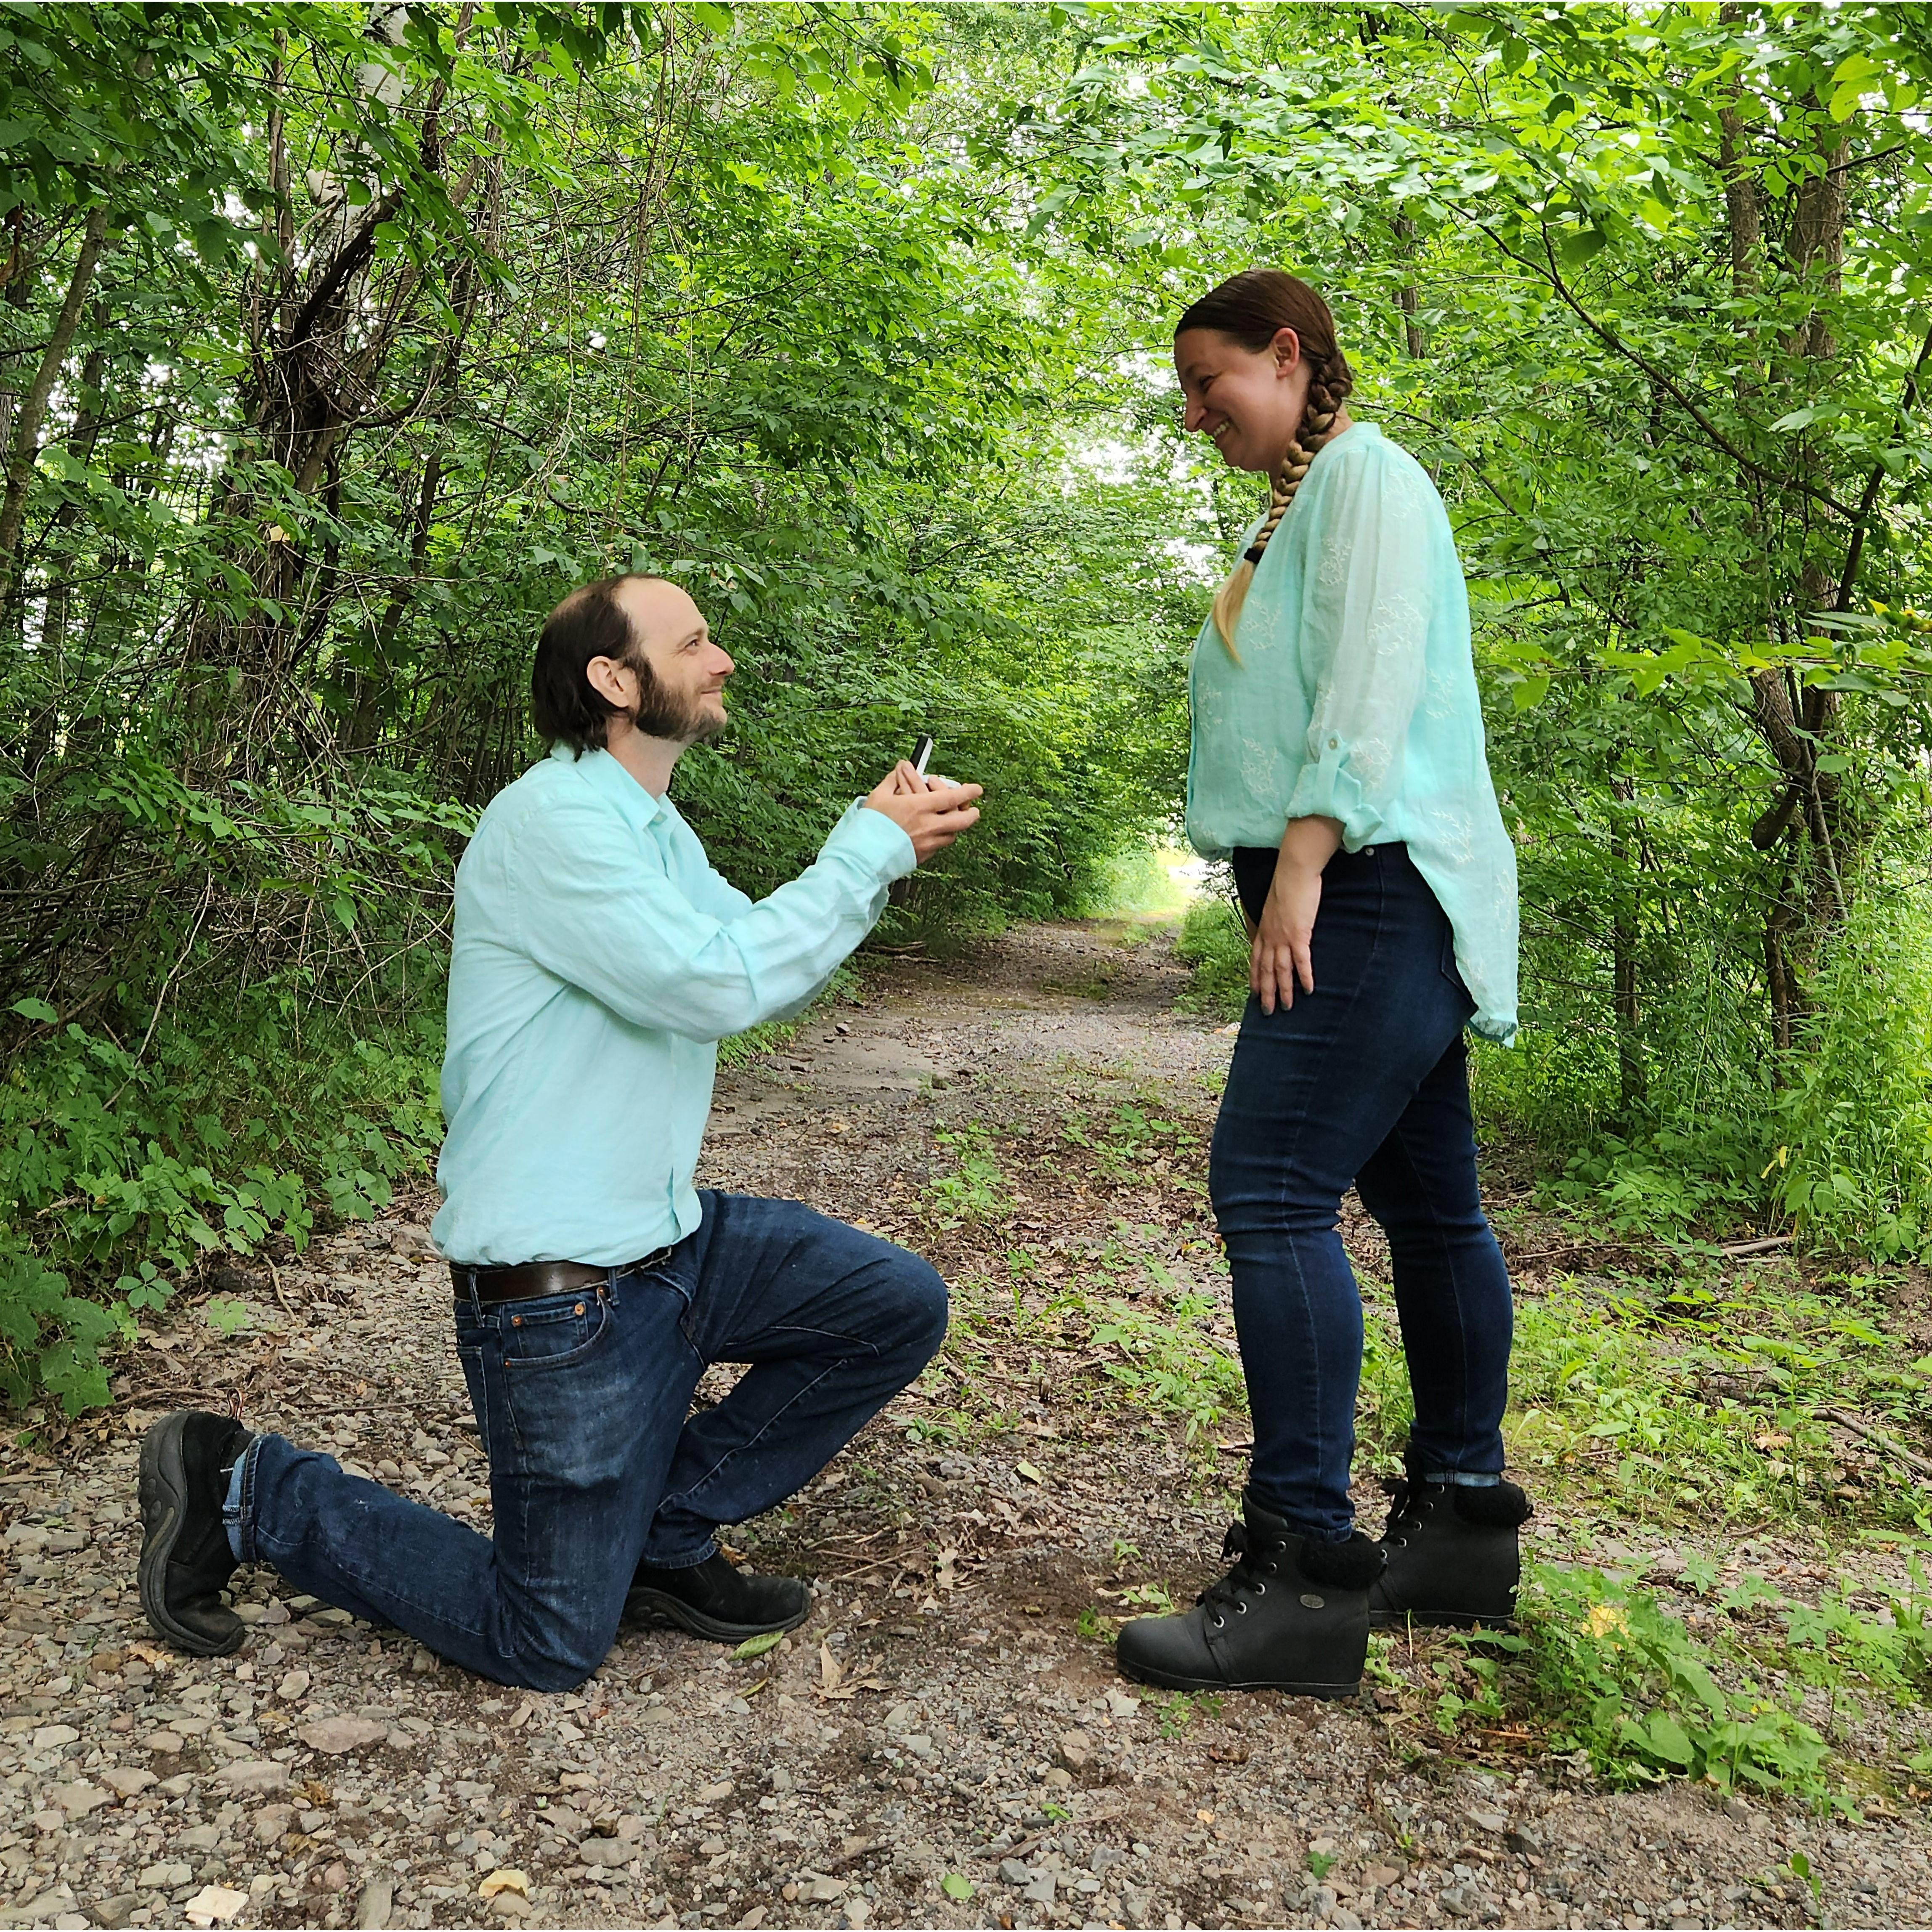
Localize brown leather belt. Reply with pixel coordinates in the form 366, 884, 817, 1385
450, 1250, 671, 1306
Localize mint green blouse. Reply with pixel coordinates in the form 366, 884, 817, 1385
1186, 421, 1519, 1044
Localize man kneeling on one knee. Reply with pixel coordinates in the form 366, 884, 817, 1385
136, 573, 982, 1690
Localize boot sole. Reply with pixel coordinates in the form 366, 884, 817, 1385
625, 1587, 811, 1645
1115, 1655, 1359, 1699
138, 1417, 243, 1658
1369, 1608, 1518, 1632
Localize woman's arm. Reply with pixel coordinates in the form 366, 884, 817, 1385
1252, 815, 1342, 1014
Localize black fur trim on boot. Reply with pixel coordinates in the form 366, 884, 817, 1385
1300, 1529, 1388, 1590
1451, 1480, 1532, 1530
1115, 1492, 1375, 1697
1369, 1450, 1529, 1630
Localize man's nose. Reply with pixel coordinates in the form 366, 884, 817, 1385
713, 649, 735, 677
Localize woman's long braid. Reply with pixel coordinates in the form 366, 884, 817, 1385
1211, 356, 1355, 656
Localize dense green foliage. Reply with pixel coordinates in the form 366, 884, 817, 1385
6, 2, 1932, 1408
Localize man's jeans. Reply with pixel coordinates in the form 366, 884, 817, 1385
228, 1192, 947, 1689
1211, 843, 1514, 1542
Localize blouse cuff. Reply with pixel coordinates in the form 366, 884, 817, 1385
1284, 740, 1391, 850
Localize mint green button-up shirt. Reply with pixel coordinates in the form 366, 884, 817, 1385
1186, 422, 1519, 1043
432, 744, 917, 1266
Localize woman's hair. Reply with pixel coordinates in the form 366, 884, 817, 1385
1176, 269, 1354, 656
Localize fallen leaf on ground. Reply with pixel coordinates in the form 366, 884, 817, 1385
733, 1629, 785, 1660
1016, 1460, 1043, 1484
819, 1640, 842, 1691
478, 1869, 530, 1900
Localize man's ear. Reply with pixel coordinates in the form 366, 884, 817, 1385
1271, 326, 1302, 375
585, 654, 633, 709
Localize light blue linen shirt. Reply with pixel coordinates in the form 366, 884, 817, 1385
432, 744, 917, 1266
1186, 421, 1519, 1043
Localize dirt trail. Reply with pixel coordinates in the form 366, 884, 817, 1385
3, 924, 1928, 1932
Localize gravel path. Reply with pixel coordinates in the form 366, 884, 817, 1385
3, 922, 1930, 1930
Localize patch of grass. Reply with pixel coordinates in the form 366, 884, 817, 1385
1063, 1099, 1205, 1184
1092, 1284, 1247, 1443
928, 1120, 1010, 1225
1503, 1269, 1931, 1531
1150, 1688, 1221, 1737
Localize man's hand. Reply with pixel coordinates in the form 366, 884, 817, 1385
863, 763, 983, 863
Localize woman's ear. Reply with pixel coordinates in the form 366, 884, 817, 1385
1271, 326, 1302, 375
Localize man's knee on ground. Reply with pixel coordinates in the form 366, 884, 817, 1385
881, 1249, 949, 1365
495, 1638, 605, 1695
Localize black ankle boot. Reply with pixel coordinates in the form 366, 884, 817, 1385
138, 1409, 252, 1657
1114, 1492, 1384, 1697
628, 1551, 811, 1643
1368, 1451, 1531, 1629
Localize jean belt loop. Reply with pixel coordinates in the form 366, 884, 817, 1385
605, 1264, 620, 1308
464, 1268, 483, 1321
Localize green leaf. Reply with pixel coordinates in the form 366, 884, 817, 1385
940, 1874, 974, 1901
9, 997, 58, 1024
732, 1629, 786, 1660
1644, 1711, 1696, 1766
1557, 227, 1607, 268
204, 1295, 251, 1336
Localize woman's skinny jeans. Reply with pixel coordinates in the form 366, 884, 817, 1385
1213, 841, 1513, 1543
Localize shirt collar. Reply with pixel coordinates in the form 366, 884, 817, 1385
549, 741, 667, 830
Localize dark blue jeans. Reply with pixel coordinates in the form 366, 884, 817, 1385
1212, 843, 1513, 1542
232, 1192, 947, 1689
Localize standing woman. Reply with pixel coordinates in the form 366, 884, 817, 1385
1116, 270, 1528, 1698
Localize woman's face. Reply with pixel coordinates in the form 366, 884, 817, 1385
1174, 325, 1310, 475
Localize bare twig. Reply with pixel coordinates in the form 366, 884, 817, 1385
1821, 1407, 1932, 1484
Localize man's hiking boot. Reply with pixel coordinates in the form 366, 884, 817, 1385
138, 1409, 252, 1657
1114, 1491, 1383, 1697
627, 1551, 811, 1643
1369, 1449, 1531, 1629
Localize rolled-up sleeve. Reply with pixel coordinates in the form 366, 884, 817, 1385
505, 795, 915, 1042
1283, 448, 1434, 848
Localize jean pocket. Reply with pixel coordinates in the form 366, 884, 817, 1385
499, 1290, 613, 1373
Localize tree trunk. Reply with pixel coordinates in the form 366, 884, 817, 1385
0, 204, 109, 599
1609, 777, 1646, 1115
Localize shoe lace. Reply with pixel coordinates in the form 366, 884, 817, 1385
1195, 1521, 1284, 1632
1378, 1472, 1432, 1543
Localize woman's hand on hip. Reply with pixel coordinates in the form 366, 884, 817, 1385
1251, 817, 1343, 1014
1253, 862, 1320, 1013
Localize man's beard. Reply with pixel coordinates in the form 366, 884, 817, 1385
629, 656, 726, 746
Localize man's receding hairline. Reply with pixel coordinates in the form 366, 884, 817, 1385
545, 572, 679, 629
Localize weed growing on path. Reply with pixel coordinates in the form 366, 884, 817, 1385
929, 1120, 1010, 1225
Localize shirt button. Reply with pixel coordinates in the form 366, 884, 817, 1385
1327, 736, 1339, 750
1364, 846, 1376, 857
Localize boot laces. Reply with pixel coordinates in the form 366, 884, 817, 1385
1377, 1472, 1435, 1544
1195, 1521, 1282, 1631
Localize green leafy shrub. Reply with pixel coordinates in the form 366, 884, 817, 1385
1518, 1564, 1831, 1796
0, 994, 441, 1412
1174, 894, 1249, 1022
